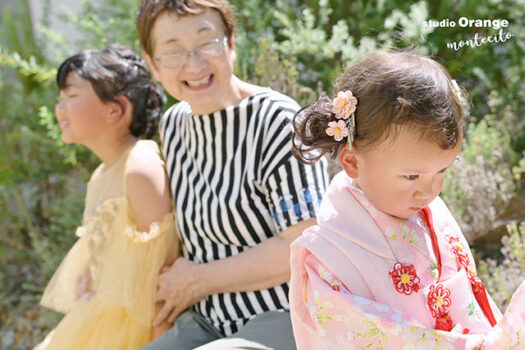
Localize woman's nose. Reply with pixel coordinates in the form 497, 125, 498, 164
185, 51, 206, 70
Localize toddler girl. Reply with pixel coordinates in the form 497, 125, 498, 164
290, 51, 525, 349
35, 44, 177, 349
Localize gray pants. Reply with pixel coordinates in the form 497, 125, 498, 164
142, 310, 297, 350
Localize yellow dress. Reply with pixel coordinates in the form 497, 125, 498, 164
35, 140, 176, 350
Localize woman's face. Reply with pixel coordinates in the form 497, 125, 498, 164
146, 9, 237, 115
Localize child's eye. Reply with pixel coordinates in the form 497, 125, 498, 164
404, 175, 419, 181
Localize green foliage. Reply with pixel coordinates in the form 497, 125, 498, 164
234, 0, 525, 126
0, 0, 42, 60
0, 50, 55, 83
478, 221, 525, 310
252, 0, 435, 90
63, 0, 139, 50
237, 38, 320, 107
424, 0, 524, 122
0, 0, 93, 280
442, 91, 524, 242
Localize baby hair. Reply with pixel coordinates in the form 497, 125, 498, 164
293, 51, 466, 164
56, 43, 165, 139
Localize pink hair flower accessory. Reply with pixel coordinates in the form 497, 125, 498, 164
326, 120, 349, 142
325, 90, 357, 148
332, 90, 357, 120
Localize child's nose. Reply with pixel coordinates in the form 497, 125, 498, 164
55, 101, 65, 118
415, 179, 438, 200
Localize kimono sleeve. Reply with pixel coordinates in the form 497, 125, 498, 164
482, 280, 525, 349
290, 241, 475, 350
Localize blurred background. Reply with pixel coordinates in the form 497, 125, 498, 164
1, 0, 524, 348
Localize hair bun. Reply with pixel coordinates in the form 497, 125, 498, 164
292, 94, 345, 164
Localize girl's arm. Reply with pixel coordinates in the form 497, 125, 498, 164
126, 156, 172, 232
126, 153, 177, 338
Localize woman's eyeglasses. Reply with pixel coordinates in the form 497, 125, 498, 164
155, 37, 228, 68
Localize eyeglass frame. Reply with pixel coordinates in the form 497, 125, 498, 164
154, 37, 229, 68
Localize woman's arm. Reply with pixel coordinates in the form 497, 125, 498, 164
153, 217, 316, 326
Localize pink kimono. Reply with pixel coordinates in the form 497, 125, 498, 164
290, 171, 525, 349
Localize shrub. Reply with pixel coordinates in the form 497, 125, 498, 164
442, 91, 525, 243
478, 221, 525, 310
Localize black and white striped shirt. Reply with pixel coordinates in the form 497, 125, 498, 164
160, 89, 328, 336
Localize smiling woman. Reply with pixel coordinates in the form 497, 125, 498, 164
136, 1, 329, 349
143, 9, 244, 115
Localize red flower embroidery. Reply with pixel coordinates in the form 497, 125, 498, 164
448, 236, 470, 268
389, 262, 420, 295
427, 283, 452, 318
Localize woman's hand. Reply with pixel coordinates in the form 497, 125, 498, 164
153, 258, 207, 326
152, 218, 316, 327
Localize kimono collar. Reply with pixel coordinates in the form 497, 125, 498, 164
316, 171, 396, 260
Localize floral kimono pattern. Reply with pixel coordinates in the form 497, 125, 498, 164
290, 171, 525, 349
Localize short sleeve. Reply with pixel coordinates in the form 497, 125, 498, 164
265, 156, 328, 231
260, 98, 329, 231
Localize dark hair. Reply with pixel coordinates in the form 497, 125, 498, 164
56, 43, 165, 139
293, 51, 465, 164
136, 0, 236, 57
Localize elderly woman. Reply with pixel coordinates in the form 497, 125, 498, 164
136, 1, 328, 349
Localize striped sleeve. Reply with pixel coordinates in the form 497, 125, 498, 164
260, 98, 329, 232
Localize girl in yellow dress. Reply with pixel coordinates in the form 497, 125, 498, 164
35, 44, 178, 349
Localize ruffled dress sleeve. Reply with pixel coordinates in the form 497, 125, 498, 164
39, 229, 91, 313
92, 200, 176, 327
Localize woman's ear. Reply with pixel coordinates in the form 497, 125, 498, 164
143, 49, 160, 81
339, 144, 360, 179
228, 36, 237, 63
